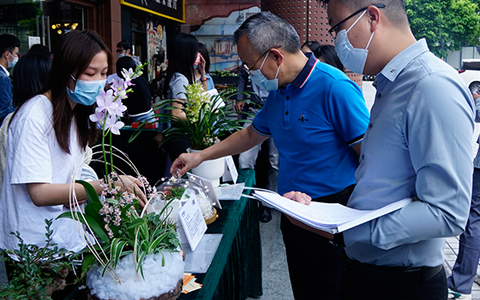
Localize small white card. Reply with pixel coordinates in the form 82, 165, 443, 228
178, 197, 207, 251
213, 183, 246, 200
188, 173, 222, 209
222, 156, 238, 184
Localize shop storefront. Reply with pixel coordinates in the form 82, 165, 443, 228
119, 0, 185, 82
0, 0, 184, 82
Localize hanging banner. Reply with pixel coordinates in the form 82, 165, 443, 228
120, 0, 185, 23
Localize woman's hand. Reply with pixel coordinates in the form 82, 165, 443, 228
116, 175, 147, 207
198, 54, 207, 78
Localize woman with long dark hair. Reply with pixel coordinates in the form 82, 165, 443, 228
0, 30, 145, 252
0, 50, 53, 193
159, 33, 208, 161
164, 33, 208, 121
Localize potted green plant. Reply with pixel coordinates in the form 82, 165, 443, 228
141, 82, 248, 186
59, 64, 184, 300
0, 219, 81, 300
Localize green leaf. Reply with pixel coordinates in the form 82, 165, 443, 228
125, 218, 146, 230
147, 232, 169, 254
85, 202, 106, 230
110, 238, 128, 269
81, 253, 97, 277
57, 211, 110, 243
76, 180, 100, 204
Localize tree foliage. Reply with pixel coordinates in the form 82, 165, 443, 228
405, 0, 480, 58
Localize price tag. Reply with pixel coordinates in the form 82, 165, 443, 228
178, 197, 207, 251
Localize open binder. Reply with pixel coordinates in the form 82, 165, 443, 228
253, 191, 412, 234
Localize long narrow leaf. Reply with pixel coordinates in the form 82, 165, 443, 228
57, 211, 110, 243
76, 180, 100, 204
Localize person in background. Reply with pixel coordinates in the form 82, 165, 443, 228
236, 66, 278, 223
116, 56, 154, 124
197, 43, 215, 91
28, 44, 51, 60
301, 40, 321, 55
0, 48, 53, 196
157, 33, 208, 161
446, 91, 480, 300
0, 30, 146, 256
170, 12, 370, 300
107, 40, 140, 85
0, 34, 19, 126
313, 44, 344, 71
292, 1, 474, 299
116, 40, 140, 65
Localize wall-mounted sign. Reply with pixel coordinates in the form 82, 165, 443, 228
120, 0, 185, 23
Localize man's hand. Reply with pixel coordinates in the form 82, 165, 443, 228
235, 101, 246, 112
283, 191, 312, 205
170, 152, 204, 177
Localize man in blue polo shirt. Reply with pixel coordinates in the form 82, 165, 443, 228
170, 12, 370, 299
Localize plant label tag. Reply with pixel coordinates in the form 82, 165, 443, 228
178, 197, 207, 251
188, 173, 222, 209
222, 156, 238, 184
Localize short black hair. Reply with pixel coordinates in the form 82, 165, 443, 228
116, 56, 137, 78
317, 0, 408, 27
0, 34, 20, 56
302, 40, 321, 53
117, 40, 132, 51
28, 44, 51, 59
314, 45, 344, 71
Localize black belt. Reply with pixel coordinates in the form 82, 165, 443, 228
343, 255, 443, 283
312, 184, 355, 205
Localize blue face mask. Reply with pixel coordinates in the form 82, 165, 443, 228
249, 52, 280, 91
118, 53, 125, 58
334, 10, 375, 75
66, 75, 106, 106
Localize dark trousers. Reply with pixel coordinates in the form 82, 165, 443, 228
280, 185, 354, 300
340, 256, 447, 300
447, 167, 480, 294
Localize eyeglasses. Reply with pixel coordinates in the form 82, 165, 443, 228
242, 48, 271, 75
116, 48, 125, 54
328, 4, 385, 39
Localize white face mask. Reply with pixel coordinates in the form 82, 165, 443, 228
249, 52, 280, 91
8, 53, 18, 69
334, 10, 375, 75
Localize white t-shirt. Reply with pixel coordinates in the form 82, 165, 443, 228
167, 72, 189, 100
0, 94, 85, 252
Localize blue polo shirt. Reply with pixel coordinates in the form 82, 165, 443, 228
252, 54, 370, 198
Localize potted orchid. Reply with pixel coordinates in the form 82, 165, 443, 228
134, 82, 248, 186
59, 64, 184, 300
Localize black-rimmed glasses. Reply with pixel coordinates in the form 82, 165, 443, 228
328, 4, 385, 39
241, 48, 271, 75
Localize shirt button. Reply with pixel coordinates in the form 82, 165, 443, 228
361, 154, 365, 160
377, 93, 382, 98
368, 123, 372, 128
285, 111, 289, 115
286, 96, 290, 100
